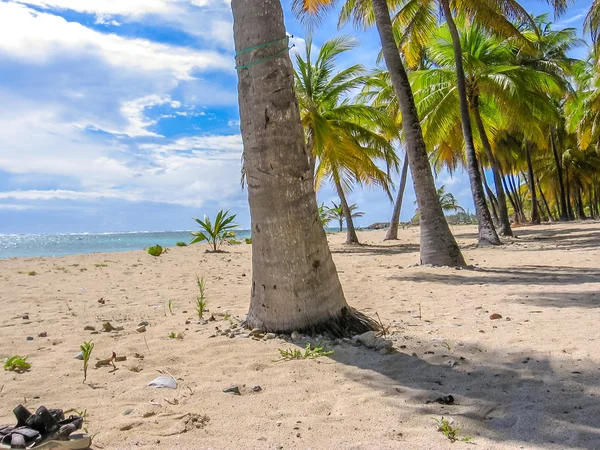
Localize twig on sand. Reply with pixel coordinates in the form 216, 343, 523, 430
144, 335, 150, 353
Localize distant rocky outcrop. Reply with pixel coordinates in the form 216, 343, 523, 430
365, 222, 390, 230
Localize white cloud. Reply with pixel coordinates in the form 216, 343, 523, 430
11, 0, 234, 47
140, 135, 242, 154
0, 3, 231, 77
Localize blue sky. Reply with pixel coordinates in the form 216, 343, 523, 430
0, 0, 592, 234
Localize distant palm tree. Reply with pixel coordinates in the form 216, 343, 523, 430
294, 35, 398, 244
328, 201, 365, 232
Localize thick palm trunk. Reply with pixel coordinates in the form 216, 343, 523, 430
334, 178, 360, 244
232, 0, 375, 335
524, 142, 540, 224
371, 0, 466, 266
440, 0, 501, 246
550, 128, 569, 221
384, 152, 409, 240
472, 97, 513, 236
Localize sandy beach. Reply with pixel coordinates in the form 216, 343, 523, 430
1, 222, 599, 449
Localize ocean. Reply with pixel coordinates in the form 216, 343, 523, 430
0, 230, 253, 259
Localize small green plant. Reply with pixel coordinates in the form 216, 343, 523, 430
195, 276, 207, 319
147, 245, 168, 257
28, 271, 37, 276
190, 210, 239, 252
176, 241, 187, 247
168, 331, 186, 340
4, 356, 31, 372
244, 237, 252, 244
168, 299, 174, 315
94, 263, 107, 268
276, 343, 334, 361
432, 417, 472, 443
80, 340, 94, 383
224, 312, 231, 320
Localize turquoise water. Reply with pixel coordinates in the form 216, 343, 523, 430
0, 230, 252, 259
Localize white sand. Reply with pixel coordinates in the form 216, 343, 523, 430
1, 222, 599, 449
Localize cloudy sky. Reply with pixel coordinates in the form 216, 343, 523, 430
0, 0, 592, 234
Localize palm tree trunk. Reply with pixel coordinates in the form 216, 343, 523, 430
482, 169, 499, 223
440, 0, 501, 246
334, 178, 360, 244
472, 97, 513, 236
524, 142, 540, 224
537, 176, 554, 221
232, 0, 376, 335
384, 151, 409, 240
565, 165, 575, 220
550, 127, 569, 221
502, 175, 518, 224
371, 0, 466, 266
576, 187, 587, 220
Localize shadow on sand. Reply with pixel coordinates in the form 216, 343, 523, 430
325, 341, 600, 448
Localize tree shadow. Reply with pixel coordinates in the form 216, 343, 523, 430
392, 265, 600, 287
326, 340, 600, 448
331, 243, 420, 256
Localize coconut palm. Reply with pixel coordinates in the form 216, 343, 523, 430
411, 20, 569, 226
517, 14, 585, 221
295, 0, 466, 266
231, 0, 376, 334
360, 69, 411, 241
294, 35, 399, 245
328, 201, 365, 232
585, 0, 600, 56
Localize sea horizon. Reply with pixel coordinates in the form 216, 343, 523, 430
0, 229, 254, 259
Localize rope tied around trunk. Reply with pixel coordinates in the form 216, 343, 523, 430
235, 35, 295, 70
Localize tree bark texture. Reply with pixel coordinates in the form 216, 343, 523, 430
371, 0, 466, 266
232, 0, 375, 335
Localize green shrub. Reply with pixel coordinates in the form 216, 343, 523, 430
176, 241, 187, 247
244, 237, 252, 244
147, 245, 168, 257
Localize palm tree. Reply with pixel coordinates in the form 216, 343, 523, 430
296, 0, 466, 267
231, 0, 376, 334
518, 14, 585, 221
294, 36, 399, 245
360, 69, 411, 241
585, 0, 600, 56
328, 201, 365, 232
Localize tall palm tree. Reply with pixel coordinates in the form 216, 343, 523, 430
294, 36, 399, 245
411, 23, 563, 226
585, 0, 600, 56
297, 0, 467, 266
517, 14, 584, 221
231, 0, 376, 334
361, 69, 411, 241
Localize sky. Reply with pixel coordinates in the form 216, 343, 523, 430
0, 0, 592, 234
